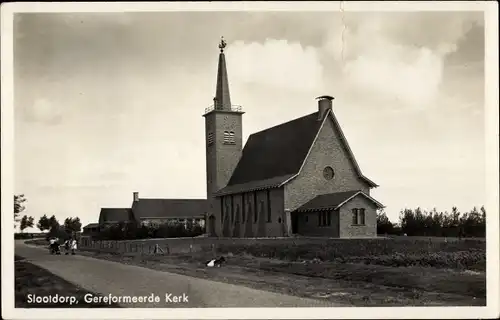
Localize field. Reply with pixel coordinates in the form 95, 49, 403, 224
15, 255, 120, 308
72, 236, 486, 306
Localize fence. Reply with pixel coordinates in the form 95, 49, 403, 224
78, 236, 339, 255
80, 238, 206, 255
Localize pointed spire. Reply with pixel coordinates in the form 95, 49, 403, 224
214, 36, 232, 111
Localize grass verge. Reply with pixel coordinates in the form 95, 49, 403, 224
15, 255, 120, 308
76, 250, 486, 307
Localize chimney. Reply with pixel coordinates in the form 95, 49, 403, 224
133, 192, 139, 202
316, 95, 334, 121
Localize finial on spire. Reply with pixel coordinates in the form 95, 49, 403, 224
218, 36, 227, 53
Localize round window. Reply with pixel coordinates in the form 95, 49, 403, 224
323, 166, 334, 180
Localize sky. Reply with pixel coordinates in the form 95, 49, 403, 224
13, 10, 486, 230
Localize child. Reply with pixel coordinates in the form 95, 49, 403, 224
71, 238, 77, 255
49, 237, 60, 254
64, 239, 71, 255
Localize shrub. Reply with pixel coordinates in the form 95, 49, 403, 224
215, 238, 486, 270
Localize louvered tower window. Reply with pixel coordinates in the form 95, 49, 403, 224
223, 131, 236, 145
207, 132, 214, 145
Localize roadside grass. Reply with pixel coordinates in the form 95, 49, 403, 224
64, 237, 486, 306
15, 255, 120, 308
77, 250, 486, 306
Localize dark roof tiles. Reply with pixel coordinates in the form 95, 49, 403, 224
226, 112, 322, 188
83, 223, 99, 229
98, 208, 134, 224
295, 191, 384, 212
131, 199, 209, 220
217, 109, 378, 196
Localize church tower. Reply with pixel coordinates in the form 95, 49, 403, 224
203, 37, 244, 236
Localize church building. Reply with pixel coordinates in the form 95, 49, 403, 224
95, 37, 383, 239
203, 38, 384, 238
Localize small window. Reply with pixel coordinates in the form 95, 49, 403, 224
323, 166, 335, 180
318, 212, 331, 227
352, 208, 358, 225
207, 132, 214, 145
305, 215, 308, 223
359, 208, 366, 225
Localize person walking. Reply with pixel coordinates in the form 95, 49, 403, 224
71, 238, 78, 255
48, 237, 60, 254
64, 238, 71, 255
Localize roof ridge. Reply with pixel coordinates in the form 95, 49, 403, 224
326, 110, 379, 187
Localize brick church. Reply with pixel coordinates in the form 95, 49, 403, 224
93, 38, 383, 238
203, 38, 383, 238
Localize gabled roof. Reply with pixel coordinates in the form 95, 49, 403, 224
295, 190, 384, 212
131, 199, 209, 220
215, 174, 295, 196
325, 109, 378, 188
215, 112, 322, 195
98, 208, 134, 224
83, 223, 99, 229
215, 109, 378, 196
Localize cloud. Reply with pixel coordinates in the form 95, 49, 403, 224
321, 12, 482, 110
226, 39, 323, 93
23, 98, 63, 125
343, 44, 444, 108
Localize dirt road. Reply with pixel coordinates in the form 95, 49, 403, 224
15, 241, 341, 308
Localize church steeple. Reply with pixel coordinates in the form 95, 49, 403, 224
203, 36, 244, 237
214, 36, 232, 111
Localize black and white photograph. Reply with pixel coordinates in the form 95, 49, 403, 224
1, 1, 499, 319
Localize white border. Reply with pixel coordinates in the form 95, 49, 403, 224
2, 2, 499, 319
